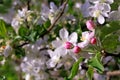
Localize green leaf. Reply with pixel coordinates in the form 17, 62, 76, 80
27, 31, 37, 42
102, 34, 119, 53
88, 53, 104, 73
0, 19, 7, 38
43, 20, 51, 29
18, 26, 28, 37
100, 21, 120, 40
68, 57, 84, 80
86, 67, 94, 80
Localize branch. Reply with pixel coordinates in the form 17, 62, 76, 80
40, 0, 68, 37
101, 50, 120, 58
27, 0, 31, 10
106, 70, 120, 80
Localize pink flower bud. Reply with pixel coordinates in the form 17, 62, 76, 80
90, 37, 97, 44
64, 42, 73, 49
86, 20, 95, 31
73, 46, 81, 54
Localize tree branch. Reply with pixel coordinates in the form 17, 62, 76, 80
40, 0, 68, 37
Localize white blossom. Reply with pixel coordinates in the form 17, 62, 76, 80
89, 3, 111, 24
78, 30, 95, 48
52, 28, 78, 55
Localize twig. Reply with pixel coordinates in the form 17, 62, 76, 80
101, 50, 120, 58
40, 0, 68, 37
17, 42, 29, 48
27, 0, 31, 10
106, 70, 120, 80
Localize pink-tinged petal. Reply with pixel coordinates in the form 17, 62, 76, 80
89, 30, 95, 39
86, 20, 95, 31
52, 39, 63, 48
59, 28, 69, 41
69, 32, 78, 43
78, 41, 89, 49
98, 15, 105, 24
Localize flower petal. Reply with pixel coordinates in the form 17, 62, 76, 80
69, 32, 78, 43
97, 15, 105, 24
55, 47, 67, 57
50, 2, 58, 12
52, 39, 63, 48
59, 28, 69, 41
78, 41, 89, 48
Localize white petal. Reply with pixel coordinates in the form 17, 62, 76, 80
97, 15, 105, 24
81, 0, 91, 17
106, 0, 114, 4
108, 10, 120, 21
55, 47, 67, 56
3, 45, 12, 57
78, 41, 89, 48
47, 50, 54, 57
59, 28, 69, 41
50, 2, 58, 12
69, 32, 78, 43
52, 39, 63, 48
46, 59, 57, 68
103, 3, 111, 12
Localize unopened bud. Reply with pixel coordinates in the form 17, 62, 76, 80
64, 42, 73, 49
73, 46, 81, 54
90, 37, 97, 44
86, 20, 95, 31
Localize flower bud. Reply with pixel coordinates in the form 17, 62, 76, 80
64, 42, 73, 49
90, 37, 97, 44
73, 46, 81, 54
86, 20, 95, 31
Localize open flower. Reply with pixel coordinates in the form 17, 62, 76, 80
52, 28, 78, 55
46, 48, 63, 68
89, 3, 111, 24
11, 7, 32, 33
89, 0, 114, 4
78, 30, 95, 48
41, 2, 62, 24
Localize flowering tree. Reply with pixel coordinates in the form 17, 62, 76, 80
0, 0, 120, 80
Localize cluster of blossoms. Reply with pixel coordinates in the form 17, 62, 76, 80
81, 0, 114, 24
0, 0, 120, 80
47, 19, 97, 68
20, 38, 49, 80
11, 7, 33, 33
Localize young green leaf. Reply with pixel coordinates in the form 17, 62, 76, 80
0, 20, 7, 38
68, 57, 84, 80
86, 67, 94, 80
100, 21, 120, 40
88, 53, 104, 73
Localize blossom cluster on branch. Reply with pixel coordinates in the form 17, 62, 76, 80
0, 0, 120, 80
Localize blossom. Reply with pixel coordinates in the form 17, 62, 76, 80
46, 48, 61, 68
86, 20, 95, 31
3, 45, 13, 57
11, 7, 32, 33
89, 3, 111, 24
41, 2, 68, 24
52, 28, 78, 55
81, 0, 91, 17
78, 30, 95, 48
89, 0, 114, 4
41, 2, 60, 24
